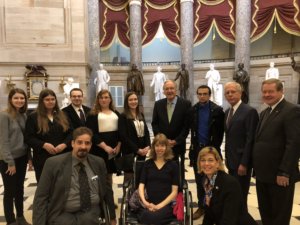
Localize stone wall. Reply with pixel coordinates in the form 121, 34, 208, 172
0, 0, 89, 109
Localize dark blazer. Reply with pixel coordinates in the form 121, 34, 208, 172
253, 99, 300, 183
224, 103, 258, 171
118, 113, 151, 155
202, 171, 249, 225
62, 104, 91, 129
25, 112, 73, 168
151, 96, 191, 155
190, 101, 224, 152
32, 152, 116, 225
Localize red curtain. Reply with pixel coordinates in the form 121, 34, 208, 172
194, 0, 235, 44
99, 0, 300, 48
142, 0, 180, 45
100, 0, 130, 48
251, 0, 300, 41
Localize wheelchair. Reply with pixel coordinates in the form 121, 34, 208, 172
119, 157, 193, 225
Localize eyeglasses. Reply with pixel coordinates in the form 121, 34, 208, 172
225, 90, 237, 95
197, 93, 209, 96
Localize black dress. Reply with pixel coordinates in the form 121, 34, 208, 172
86, 111, 120, 173
138, 159, 179, 224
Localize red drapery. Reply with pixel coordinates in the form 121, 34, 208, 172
99, 0, 300, 48
251, 0, 300, 41
194, 0, 235, 45
142, 0, 180, 46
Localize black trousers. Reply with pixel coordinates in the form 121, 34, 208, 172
0, 155, 28, 224
228, 168, 252, 209
256, 179, 295, 225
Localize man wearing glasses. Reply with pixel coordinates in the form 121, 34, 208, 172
190, 85, 225, 220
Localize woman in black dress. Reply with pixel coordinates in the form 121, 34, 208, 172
86, 89, 121, 186
138, 133, 179, 224
25, 89, 72, 182
198, 147, 257, 225
118, 92, 150, 185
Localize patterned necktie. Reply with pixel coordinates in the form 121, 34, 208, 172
78, 163, 91, 211
167, 102, 173, 122
226, 107, 234, 127
78, 109, 85, 124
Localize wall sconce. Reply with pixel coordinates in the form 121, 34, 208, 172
6, 75, 16, 90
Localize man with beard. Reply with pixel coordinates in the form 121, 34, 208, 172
33, 127, 116, 225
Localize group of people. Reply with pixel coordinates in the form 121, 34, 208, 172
0, 75, 299, 225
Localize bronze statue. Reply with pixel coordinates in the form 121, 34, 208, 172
174, 63, 189, 99
233, 63, 250, 104
127, 64, 145, 96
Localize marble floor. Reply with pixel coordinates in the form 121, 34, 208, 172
1, 144, 300, 224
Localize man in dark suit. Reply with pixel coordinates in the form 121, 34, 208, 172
151, 80, 191, 174
224, 82, 259, 214
62, 88, 91, 129
190, 85, 224, 220
253, 78, 300, 225
33, 127, 116, 225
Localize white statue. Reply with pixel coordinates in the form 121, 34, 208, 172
94, 64, 110, 94
265, 62, 279, 80
62, 77, 79, 107
205, 64, 221, 104
150, 66, 167, 101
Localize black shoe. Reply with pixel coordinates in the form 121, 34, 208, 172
16, 217, 31, 225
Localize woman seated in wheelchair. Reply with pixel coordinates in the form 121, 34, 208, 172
198, 146, 257, 225
138, 133, 179, 224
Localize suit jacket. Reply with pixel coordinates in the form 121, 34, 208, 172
190, 101, 224, 152
33, 152, 116, 225
118, 113, 151, 155
62, 104, 91, 129
224, 103, 258, 171
202, 171, 245, 225
151, 96, 191, 155
253, 99, 300, 183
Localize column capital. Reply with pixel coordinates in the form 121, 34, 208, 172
180, 0, 194, 3
129, 0, 141, 6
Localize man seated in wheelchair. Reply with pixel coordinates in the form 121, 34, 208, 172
137, 133, 179, 224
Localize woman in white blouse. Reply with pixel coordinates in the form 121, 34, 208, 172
86, 90, 121, 186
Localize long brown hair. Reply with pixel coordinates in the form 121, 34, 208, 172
123, 92, 143, 120
36, 89, 69, 134
6, 88, 28, 118
91, 89, 115, 115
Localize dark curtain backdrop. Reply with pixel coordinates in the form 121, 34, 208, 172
99, 0, 300, 48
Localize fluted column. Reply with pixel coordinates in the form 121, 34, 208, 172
129, 0, 142, 70
180, 0, 194, 103
87, 0, 100, 106
235, 0, 251, 72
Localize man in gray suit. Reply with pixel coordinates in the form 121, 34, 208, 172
253, 78, 300, 225
33, 127, 116, 225
224, 82, 258, 218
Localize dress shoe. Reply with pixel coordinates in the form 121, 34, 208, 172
16, 216, 31, 225
192, 207, 204, 220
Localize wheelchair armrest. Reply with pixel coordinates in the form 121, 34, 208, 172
123, 178, 132, 189
182, 180, 188, 189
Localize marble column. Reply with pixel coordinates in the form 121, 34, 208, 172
87, 0, 100, 106
180, 0, 194, 103
129, 0, 142, 70
235, 0, 251, 73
